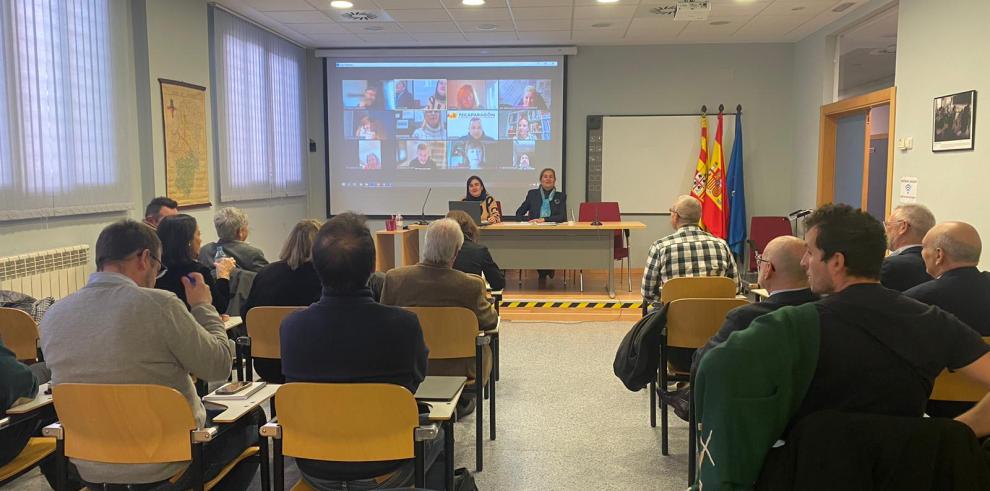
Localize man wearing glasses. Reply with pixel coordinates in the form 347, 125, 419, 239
881, 204, 935, 291
40, 220, 258, 489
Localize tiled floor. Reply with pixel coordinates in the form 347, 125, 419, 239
7, 319, 690, 490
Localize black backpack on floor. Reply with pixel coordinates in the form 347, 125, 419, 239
613, 305, 668, 391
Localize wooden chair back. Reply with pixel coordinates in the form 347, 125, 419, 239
666, 298, 748, 349
245, 306, 302, 359
930, 336, 990, 402
52, 384, 196, 463
403, 307, 479, 359
0, 307, 39, 362
275, 383, 418, 462
660, 277, 737, 305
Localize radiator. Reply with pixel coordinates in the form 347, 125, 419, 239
0, 245, 91, 300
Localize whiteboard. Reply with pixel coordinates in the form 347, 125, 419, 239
601, 114, 735, 214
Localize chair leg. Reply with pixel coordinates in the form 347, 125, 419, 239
273, 438, 284, 491
661, 398, 669, 456
414, 440, 426, 488
626, 257, 632, 292
476, 351, 484, 472
518, 269, 522, 288
484, 383, 489, 400
649, 380, 656, 428
191, 443, 205, 491
260, 434, 271, 491
55, 439, 66, 491
688, 395, 697, 487
579, 270, 584, 292
493, 334, 500, 382
490, 376, 496, 441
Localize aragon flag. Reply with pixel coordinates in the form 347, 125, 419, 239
702, 111, 727, 238
690, 115, 709, 207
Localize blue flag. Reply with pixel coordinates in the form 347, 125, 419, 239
727, 111, 746, 257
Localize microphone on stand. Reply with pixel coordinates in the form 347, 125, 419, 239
591, 207, 603, 226
416, 188, 432, 225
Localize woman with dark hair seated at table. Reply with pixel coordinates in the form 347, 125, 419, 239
241, 219, 322, 383
446, 210, 505, 291
156, 214, 235, 316
462, 175, 501, 224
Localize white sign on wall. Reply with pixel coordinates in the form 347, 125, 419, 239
899, 177, 919, 203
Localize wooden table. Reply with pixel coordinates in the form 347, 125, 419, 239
415, 376, 466, 491
437, 221, 648, 298
375, 228, 420, 272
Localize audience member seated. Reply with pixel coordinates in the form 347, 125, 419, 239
447, 210, 506, 291
279, 213, 441, 490
141, 196, 178, 230
0, 338, 40, 468
381, 218, 498, 416
241, 219, 322, 383
39, 220, 259, 489
641, 194, 738, 371
881, 203, 935, 291
199, 206, 269, 273
905, 221, 990, 335
662, 236, 818, 421
693, 204, 990, 489
155, 214, 235, 316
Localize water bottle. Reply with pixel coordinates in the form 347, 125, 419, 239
214, 245, 227, 264
395, 214, 404, 229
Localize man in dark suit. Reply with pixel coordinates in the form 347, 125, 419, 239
691, 235, 818, 373
880, 204, 935, 291
664, 235, 817, 421
905, 221, 990, 336
280, 212, 442, 489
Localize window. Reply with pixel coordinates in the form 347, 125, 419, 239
0, 0, 130, 221
211, 8, 306, 202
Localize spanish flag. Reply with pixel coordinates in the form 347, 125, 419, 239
703, 112, 727, 238
690, 115, 709, 204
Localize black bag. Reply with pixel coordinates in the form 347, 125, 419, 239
454, 467, 477, 491
613, 305, 668, 391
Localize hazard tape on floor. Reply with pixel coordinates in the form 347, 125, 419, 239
499, 300, 642, 309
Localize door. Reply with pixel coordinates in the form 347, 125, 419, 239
833, 112, 867, 207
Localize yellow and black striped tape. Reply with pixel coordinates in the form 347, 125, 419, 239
499, 301, 642, 309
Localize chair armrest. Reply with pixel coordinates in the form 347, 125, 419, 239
476, 333, 492, 346
191, 426, 218, 443
414, 423, 439, 442
0, 416, 10, 430
260, 420, 282, 439
42, 422, 63, 440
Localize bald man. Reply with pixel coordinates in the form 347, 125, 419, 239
641, 195, 739, 305
691, 236, 820, 372
905, 221, 990, 336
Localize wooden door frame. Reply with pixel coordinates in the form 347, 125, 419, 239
816, 87, 897, 217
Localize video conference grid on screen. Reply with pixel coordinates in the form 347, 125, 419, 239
341, 79, 551, 171
326, 58, 565, 216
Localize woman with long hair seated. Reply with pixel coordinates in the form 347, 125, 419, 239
447, 210, 505, 291
241, 219, 323, 383
156, 214, 235, 315
463, 175, 501, 224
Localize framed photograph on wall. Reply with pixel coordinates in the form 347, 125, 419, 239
933, 90, 976, 151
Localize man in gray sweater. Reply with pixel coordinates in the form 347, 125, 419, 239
40, 219, 259, 488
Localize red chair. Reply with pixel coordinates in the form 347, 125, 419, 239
748, 217, 792, 272
578, 202, 631, 292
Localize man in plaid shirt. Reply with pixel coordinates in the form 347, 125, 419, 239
641, 195, 740, 304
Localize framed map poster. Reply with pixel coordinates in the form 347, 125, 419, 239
160, 79, 210, 206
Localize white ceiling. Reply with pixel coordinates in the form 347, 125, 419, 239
213, 0, 866, 48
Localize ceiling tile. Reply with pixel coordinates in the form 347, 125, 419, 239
509, 6, 572, 20
306, 33, 364, 46
287, 22, 350, 34
264, 10, 332, 23
442, 0, 509, 7
386, 9, 453, 21
410, 32, 469, 43
739, 13, 815, 34
516, 30, 573, 42
678, 16, 748, 37
247, 0, 315, 11
570, 30, 627, 42
509, 0, 574, 6
448, 7, 512, 21
356, 32, 416, 43
573, 18, 631, 30
374, 0, 444, 8
463, 31, 520, 42
762, 1, 835, 16
574, 5, 636, 20
457, 21, 516, 32
342, 21, 405, 33
514, 18, 572, 31
626, 17, 685, 37
706, 1, 772, 17
399, 21, 463, 33
307, 0, 379, 8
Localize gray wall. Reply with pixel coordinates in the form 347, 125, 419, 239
0, 0, 312, 261
891, 0, 990, 269
566, 44, 796, 267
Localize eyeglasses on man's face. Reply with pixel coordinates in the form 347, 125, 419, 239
148, 253, 168, 279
